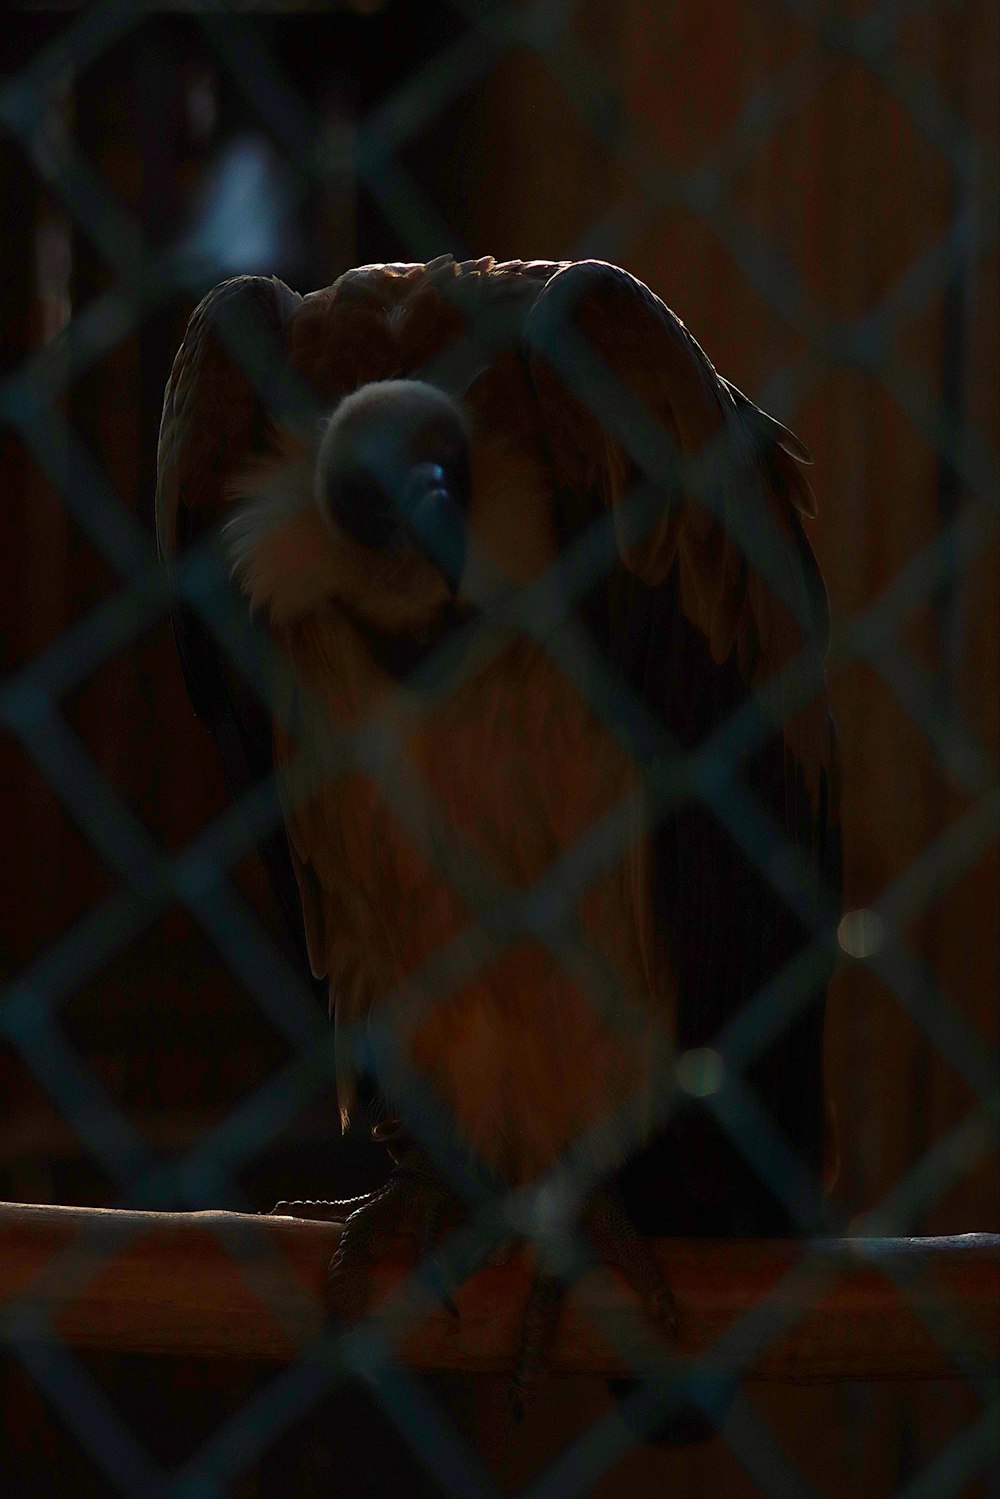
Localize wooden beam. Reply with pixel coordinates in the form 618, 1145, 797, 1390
0, 1203, 996, 1381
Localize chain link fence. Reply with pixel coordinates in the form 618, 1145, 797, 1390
1, 2, 997, 1495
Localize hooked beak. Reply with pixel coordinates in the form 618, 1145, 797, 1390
398, 461, 467, 595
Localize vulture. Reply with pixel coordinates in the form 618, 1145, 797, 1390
157, 255, 840, 1415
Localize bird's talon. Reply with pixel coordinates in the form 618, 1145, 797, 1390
325, 1163, 464, 1326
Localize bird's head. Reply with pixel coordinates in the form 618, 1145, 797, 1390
316, 379, 470, 595
227, 379, 473, 637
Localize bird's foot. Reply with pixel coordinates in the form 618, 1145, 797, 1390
508, 1187, 677, 1417
326, 1136, 464, 1322
586, 1187, 678, 1335
509, 1271, 565, 1421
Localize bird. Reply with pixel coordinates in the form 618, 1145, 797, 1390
156, 254, 840, 1419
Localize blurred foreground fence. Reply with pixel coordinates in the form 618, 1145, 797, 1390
0, 2, 997, 1496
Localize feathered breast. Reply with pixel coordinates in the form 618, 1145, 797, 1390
277, 616, 672, 1182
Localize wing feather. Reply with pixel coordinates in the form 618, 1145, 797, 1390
520, 260, 840, 1232
155, 275, 327, 969
522, 259, 834, 803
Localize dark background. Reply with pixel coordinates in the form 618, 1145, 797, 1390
1, 2, 997, 1494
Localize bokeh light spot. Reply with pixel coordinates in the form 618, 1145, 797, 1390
676, 1047, 725, 1098
838, 909, 885, 958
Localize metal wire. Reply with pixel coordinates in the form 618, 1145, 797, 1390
1, 2, 997, 1496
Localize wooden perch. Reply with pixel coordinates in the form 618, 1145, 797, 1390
0, 1203, 996, 1382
